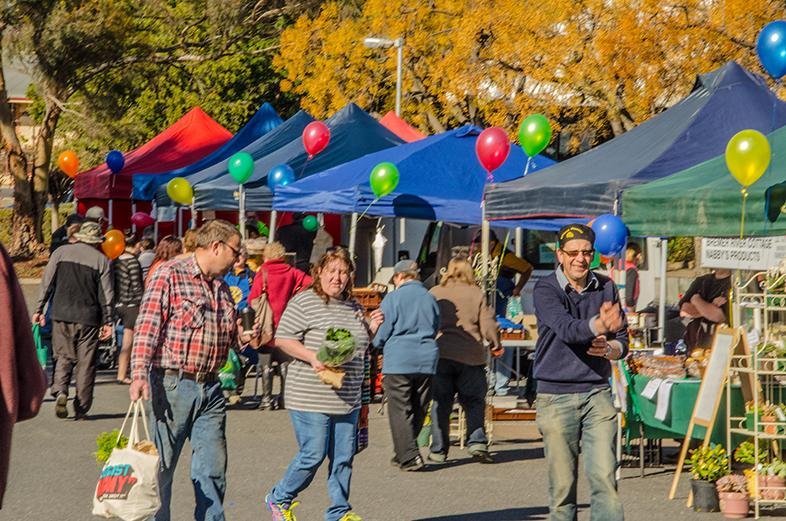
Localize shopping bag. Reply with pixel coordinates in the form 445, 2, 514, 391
31, 323, 47, 368
92, 400, 160, 521
219, 349, 242, 391
249, 268, 274, 347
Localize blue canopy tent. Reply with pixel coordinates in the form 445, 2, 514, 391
193, 103, 405, 211
133, 102, 283, 201
484, 61, 786, 222
154, 109, 314, 206
273, 125, 555, 225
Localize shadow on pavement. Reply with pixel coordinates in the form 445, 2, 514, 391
413, 505, 560, 520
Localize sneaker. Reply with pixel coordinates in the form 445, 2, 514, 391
338, 513, 362, 521
265, 494, 299, 521
390, 456, 400, 467
469, 449, 495, 464
427, 452, 447, 464
55, 393, 68, 419
400, 455, 425, 472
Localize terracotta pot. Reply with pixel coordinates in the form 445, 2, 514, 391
762, 415, 778, 435
760, 474, 786, 501
719, 491, 749, 519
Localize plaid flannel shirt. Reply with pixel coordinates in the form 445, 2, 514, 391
131, 255, 238, 381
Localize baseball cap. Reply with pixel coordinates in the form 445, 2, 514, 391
557, 223, 595, 248
390, 259, 420, 282
85, 206, 105, 222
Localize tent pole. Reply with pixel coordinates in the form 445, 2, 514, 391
269, 210, 278, 241
177, 207, 183, 238
515, 227, 523, 284
108, 199, 114, 229
658, 238, 668, 344
131, 202, 137, 234
153, 201, 158, 243
349, 212, 359, 258
238, 185, 246, 239
399, 217, 406, 246
481, 204, 490, 304
191, 202, 197, 229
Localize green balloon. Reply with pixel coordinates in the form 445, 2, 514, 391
369, 162, 400, 198
589, 250, 601, 269
518, 114, 552, 157
302, 215, 318, 232
228, 152, 254, 184
257, 222, 269, 237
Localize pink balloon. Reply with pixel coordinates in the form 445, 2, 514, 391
475, 127, 511, 175
131, 212, 155, 228
302, 121, 330, 159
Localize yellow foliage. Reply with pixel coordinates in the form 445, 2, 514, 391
275, 0, 783, 152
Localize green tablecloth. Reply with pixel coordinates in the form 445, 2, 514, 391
625, 373, 745, 445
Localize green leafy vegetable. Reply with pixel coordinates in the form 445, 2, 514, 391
95, 429, 128, 464
317, 328, 356, 366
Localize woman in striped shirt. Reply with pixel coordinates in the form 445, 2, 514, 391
265, 247, 383, 521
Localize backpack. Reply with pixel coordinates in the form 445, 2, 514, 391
250, 268, 275, 347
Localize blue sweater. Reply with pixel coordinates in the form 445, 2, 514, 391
373, 280, 440, 375
533, 270, 628, 394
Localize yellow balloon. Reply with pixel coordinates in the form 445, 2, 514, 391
166, 177, 193, 205
725, 129, 771, 188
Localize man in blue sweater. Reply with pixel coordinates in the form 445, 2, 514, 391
533, 223, 627, 521
373, 259, 440, 471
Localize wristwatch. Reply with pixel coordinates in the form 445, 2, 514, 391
604, 343, 614, 359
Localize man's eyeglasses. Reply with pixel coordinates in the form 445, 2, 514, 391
561, 248, 595, 258
222, 241, 241, 259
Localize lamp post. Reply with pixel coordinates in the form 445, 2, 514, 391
363, 36, 404, 116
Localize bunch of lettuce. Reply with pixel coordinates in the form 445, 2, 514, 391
317, 327, 356, 367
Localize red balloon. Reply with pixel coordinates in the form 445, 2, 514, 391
302, 121, 330, 159
475, 127, 511, 175
131, 211, 155, 228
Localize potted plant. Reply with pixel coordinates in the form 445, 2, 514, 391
716, 474, 749, 519
761, 460, 786, 501
745, 401, 779, 434
733, 440, 767, 469
689, 444, 730, 512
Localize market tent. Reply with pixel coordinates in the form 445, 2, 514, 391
484, 61, 786, 221
622, 124, 786, 237
132, 102, 283, 201
154, 110, 314, 206
193, 103, 404, 211
379, 111, 426, 142
273, 125, 555, 225
74, 107, 232, 200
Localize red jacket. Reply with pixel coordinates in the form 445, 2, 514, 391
248, 259, 312, 328
0, 243, 47, 507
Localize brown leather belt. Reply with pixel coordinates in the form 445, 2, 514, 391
156, 368, 218, 384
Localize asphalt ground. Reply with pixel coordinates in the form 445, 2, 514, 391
6, 282, 786, 520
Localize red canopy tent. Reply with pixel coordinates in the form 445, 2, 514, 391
378, 111, 426, 142
74, 107, 231, 231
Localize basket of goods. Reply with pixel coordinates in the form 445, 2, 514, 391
316, 327, 357, 389
685, 348, 709, 379
635, 354, 686, 379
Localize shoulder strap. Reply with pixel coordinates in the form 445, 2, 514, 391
261, 267, 268, 294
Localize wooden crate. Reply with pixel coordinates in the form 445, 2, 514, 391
352, 287, 385, 312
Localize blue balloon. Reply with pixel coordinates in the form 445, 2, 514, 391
757, 21, 786, 79
591, 214, 628, 256
106, 149, 125, 174
267, 164, 295, 193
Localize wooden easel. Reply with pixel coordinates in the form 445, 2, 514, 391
668, 327, 741, 504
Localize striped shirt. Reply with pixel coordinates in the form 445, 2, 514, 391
131, 255, 237, 381
276, 289, 370, 414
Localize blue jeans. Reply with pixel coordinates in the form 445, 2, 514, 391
269, 408, 360, 521
492, 347, 515, 396
535, 388, 623, 521
430, 359, 488, 456
149, 371, 227, 521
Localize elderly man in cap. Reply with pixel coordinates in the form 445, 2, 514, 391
372, 259, 440, 471
533, 223, 627, 521
33, 221, 113, 420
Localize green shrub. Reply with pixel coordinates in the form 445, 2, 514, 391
0, 203, 74, 247
689, 444, 730, 482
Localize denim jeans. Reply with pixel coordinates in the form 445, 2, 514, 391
491, 347, 514, 396
149, 371, 227, 521
430, 359, 488, 456
535, 388, 623, 521
269, 408, 360, 521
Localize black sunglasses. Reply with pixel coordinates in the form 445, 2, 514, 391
222, 241, 241, 259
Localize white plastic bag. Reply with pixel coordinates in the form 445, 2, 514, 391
92, 400, 161, 521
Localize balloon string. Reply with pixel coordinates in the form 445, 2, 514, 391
524, 156, 532, 177
349, 197, 381, 236
740, 188, 748, 239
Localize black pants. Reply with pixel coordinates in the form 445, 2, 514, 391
52, 320, 99, 415
430, 359, 488, 456
383, 373, 433, 465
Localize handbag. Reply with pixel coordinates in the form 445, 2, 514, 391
250, 268, 275, 347
92, 400, 161, 521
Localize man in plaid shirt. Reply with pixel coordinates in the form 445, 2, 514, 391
130, 220, 257, 521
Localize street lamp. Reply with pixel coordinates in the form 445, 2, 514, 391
363, 36, 404, 116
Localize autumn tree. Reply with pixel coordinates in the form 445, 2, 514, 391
274, 0, 781, 152
1, 0, 307, 258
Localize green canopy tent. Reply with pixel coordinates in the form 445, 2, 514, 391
622, 125, 786, 238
